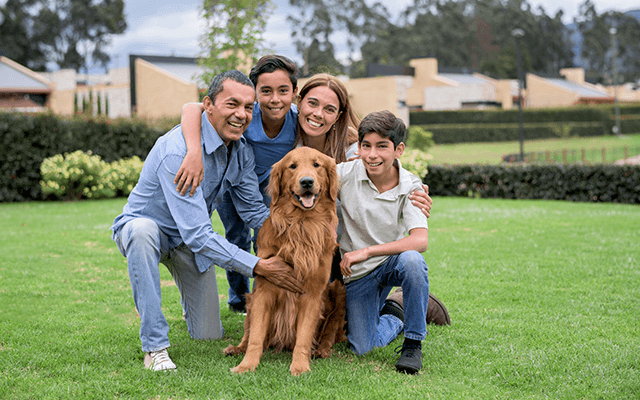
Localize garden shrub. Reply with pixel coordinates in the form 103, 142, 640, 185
104, 156, 144, 197
40, 151, 144, 200
405, 125, 435, 152
40, 150, 115, 200
423, 164, 640, 204
0, 111, 162, 202
408, 104, 640, 144
400, 149, 431, 178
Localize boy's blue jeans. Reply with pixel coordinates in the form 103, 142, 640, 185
217, 178, 270, 310
345, 251, 429, 356
114, 218, 224, 352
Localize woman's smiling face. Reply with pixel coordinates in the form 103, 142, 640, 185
297, 86, 340, 139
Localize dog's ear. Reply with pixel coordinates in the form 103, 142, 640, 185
325, 155, 339, 202
268, 156, 284, 205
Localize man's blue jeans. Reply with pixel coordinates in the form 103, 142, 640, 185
114, 218, 224, 352
218, 178, 270, 309
345, 251, 429, 356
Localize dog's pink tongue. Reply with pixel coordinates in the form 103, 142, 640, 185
301, 194, 315, 208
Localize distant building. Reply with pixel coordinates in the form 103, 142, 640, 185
526, 68, 613, 108
0, 56, 52, 112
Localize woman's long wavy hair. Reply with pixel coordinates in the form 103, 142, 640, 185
294, 74, 360, 164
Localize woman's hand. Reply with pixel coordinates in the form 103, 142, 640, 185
409, 184, 433, 218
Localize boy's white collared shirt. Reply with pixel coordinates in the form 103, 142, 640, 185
336, 159, 428, 283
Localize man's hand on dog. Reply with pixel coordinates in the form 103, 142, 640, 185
254, 257, 303, 293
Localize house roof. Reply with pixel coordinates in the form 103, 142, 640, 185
0, 56, 51, 93
546, 78, 609, 98
439, 73, 491, 86
129, 54, 205, 87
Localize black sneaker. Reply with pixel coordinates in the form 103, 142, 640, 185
395, 344, 423, 374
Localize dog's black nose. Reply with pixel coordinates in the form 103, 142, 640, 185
300, 176, 315, 189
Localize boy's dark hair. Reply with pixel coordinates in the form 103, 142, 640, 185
249, 55, 298, 89
207, 70, 254, 104
358, 110, 406, 147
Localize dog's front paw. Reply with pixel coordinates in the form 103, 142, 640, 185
230, 361, 257, 374
290, 360, 311, 376
313, 346, 333, 359
222, 345, 243, 356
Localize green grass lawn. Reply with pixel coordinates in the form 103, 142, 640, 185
428, 133, 640, 165
1, 198, 638, 399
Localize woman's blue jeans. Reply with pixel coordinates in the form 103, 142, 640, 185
345, 251, 429, 356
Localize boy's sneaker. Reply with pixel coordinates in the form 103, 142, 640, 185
144, 348, 176, 371
395, 344, 423, 374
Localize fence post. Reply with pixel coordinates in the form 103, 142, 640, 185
562, 149, 567, 164
582, 148, 586, 163
546, 151, 551, 163
602, 147, 606, 163
624, 146, 628, 161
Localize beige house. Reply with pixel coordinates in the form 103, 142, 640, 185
0, 56, 52, 112
526, 68, 612, 108
43, 67, 131, 118
5, 54, 638, 123
298, 58, 516, 126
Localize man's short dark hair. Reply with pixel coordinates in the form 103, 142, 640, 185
207, 70, 254, 104
249, 55, 298, 90
358, 110, 406, 148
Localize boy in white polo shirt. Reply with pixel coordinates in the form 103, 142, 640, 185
337, 110, 432, 374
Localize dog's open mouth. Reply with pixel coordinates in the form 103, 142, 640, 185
293, 190, 318, 209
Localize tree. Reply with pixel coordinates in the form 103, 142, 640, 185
288, 0, 389, 76
198, 0, 274, 86
0, 0, 126, 72
0, 0, 49, 71
354, 0, 573, 79
576, 0, 640, 83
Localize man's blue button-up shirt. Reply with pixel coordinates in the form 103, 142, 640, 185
112, 111, 269, 276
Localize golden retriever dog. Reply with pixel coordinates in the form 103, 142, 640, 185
223, 147, 346, 375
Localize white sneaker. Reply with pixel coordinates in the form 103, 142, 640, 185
144, 348, 176, 371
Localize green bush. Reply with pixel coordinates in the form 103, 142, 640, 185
423, 164, 640, 204
410, 107, 610, 125
40, 150, 115, 200
407, 104, 640, 144
104, 156, 144, 197
405, 125, 435, 152
40, 151, 144, 200
0, 111, 163, 202
400, 149, 431, 178
420, 122, 607, 144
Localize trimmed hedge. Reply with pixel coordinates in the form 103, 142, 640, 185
424, 164, 640, 204
410, 104, 640, 144
410, 107, 610, 125
0, 112, 164, 202
421, 122, 607, 144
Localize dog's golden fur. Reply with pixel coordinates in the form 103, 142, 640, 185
223, 147, 346, 375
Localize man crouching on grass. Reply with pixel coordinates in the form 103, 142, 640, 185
111, 70, 301, 371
